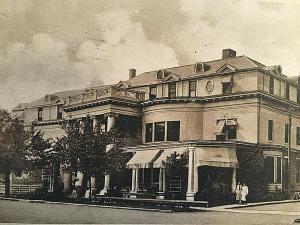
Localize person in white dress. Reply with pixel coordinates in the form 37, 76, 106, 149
241, 182, 249, 205
236, 182, 242, 204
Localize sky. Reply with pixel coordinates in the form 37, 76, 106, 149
1, 0, 300, 110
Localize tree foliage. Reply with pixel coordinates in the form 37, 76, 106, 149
164, 151, 188, 177
0, 110, 30, 196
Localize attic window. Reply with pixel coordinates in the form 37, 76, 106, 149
194, 62, 210, 73
157, 70, 164, 79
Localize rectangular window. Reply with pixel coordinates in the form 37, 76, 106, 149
168, 83, 176, 98
189, 81, 197, 97
167, 121, 180, 141
149, 86, 157, 100
265, 156, 274, 184
38, 107, 43, 121
269, 76, 274, 95
57, 107, 63, 119
268, 120, 274, 141
284, 124, 289, 144
297, 127, 300, 145
296, 159, 300, 183
145, 123, 153, 143
222, 83, 232, 94
286, 83, 290, 100
154, 122, 165, 142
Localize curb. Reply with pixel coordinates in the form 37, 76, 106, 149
223, 199, 300, 209
0, 197, 174, 213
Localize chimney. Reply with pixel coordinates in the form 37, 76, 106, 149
222, 49, 236, 59
129, 68, 136, 79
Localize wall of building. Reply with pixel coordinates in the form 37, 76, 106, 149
202, 99, 259, 143
142, 103, 203, 143
34, 124, 65, 141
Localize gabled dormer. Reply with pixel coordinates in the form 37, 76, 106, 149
216, 64, 237, 73
116, 81, 131, 88
163, 73, 181, 82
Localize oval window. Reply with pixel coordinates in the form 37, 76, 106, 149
206, 80, 214, 93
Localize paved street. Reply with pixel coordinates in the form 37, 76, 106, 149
0, 199, 299, 224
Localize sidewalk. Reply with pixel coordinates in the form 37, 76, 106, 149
193, 199, 300, 216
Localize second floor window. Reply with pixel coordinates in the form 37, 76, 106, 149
145, 123, 153, 143
167, 121, 180, 141
269, 76, 274, 95
297, 127, 300, 145
168, 83, 176, 98
38, 107, 43, 121
268, 120, 274, 141
149, 86, 157, 100
189, 81, 197, 97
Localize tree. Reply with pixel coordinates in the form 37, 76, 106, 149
0, 110, 30, 197
55, 116, 127, 199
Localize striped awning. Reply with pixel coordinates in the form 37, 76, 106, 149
126, 149, 161, 169
195, 147, 239, 168
153, 148, 187, 168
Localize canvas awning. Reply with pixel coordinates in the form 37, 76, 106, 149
153, 148, 187, 168
195, 147, 238, 168
214, 120, 226, 135
126, 149, 161, 169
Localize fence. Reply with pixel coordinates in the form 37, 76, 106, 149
0, 184, 40, 195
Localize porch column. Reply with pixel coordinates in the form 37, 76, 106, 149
92, 116, 98, 131
100, 113, 117, 195
157, 167, 166, 199
79, 119, 85, 134
232, 167, 237, 193
91, 176, 96, 191
135, 168, 139, 191
186, 146, 196, 201
131, 168, 136, 192
63, 172, 71, 193
193, 164, 199, 193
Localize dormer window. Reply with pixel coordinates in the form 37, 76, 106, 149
194, 62, 210, 73
57, 106, 63, 119
157, 70, 164, 79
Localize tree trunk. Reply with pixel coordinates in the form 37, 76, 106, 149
4, 171, 10, 197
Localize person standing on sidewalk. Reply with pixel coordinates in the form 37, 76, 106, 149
236, 182, 242, 204
241, 182, 249, 205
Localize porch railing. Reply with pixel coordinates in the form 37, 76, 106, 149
0, 184, 40, 195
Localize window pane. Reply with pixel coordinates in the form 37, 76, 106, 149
227, 126, 237, 139
284, 124, 289, 144
189, 81, 196, 97
168, 83, 176, 98
154, 122, 165, 141
145, 123, 153, 142
150, 86, 157, 100
297, 160, 300, 183
286, 83, 290, 100
167, 121, 180, 141
276, 157, 281, 183
269, 77, 274, 95
268, 120, 273, 141
265, 156, 274, 183
38, 107, 43, 121
222, 83, 232, 94
297, 127, 300, 145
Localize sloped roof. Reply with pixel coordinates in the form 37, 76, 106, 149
127, 55, 266, 87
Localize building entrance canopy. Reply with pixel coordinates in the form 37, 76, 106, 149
126, 149, 161, 169
195, 147, 238, 168
153, 147, 187, 168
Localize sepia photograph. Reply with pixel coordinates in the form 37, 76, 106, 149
1, 0, 300, 224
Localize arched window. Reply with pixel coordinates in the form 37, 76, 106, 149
194, 62, 210, 73
157, 70, 164, 79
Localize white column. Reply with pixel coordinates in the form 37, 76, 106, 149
232, 167, 237, 193
91, 176, 96, 191
92, 116, 98, 131
186, 146, 196, 201
131, 169, 136, 192
9, 173, 13, 195
63, 172, 71, 193
76, 171, 84, 186
135, 168, 139, 191
193, 165, 199, 193
79, 119, 85, 134
162, 168, 166, 192
159, 168, 163, 192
